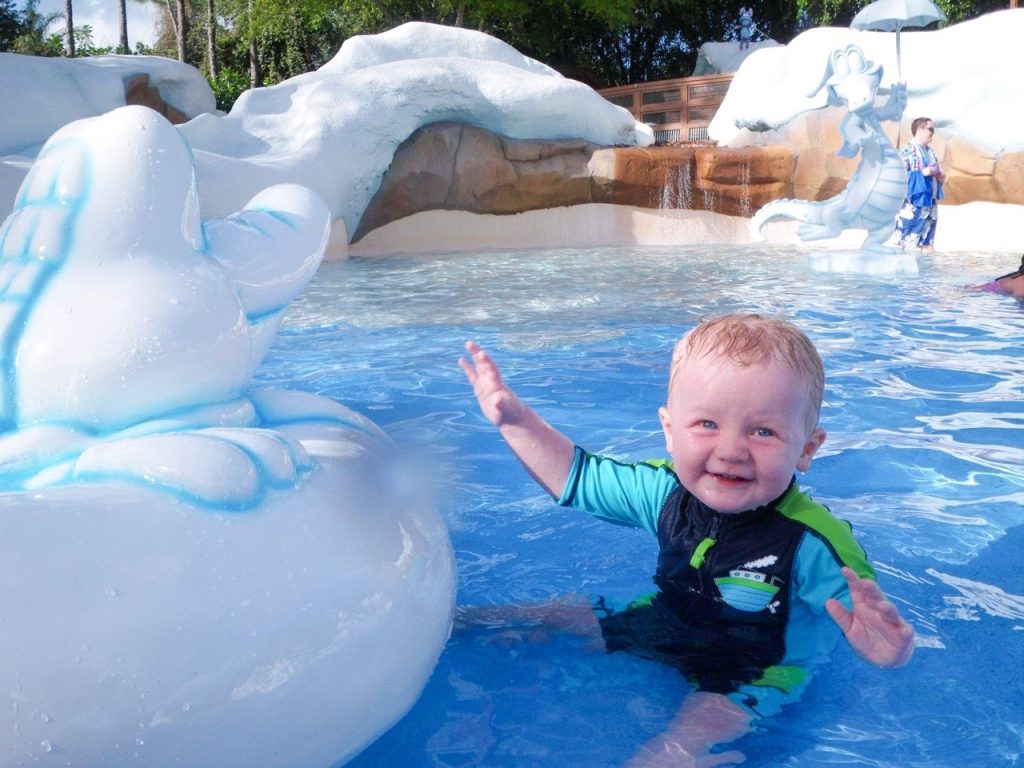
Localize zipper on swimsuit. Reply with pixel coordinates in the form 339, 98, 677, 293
689, 514, 723, 593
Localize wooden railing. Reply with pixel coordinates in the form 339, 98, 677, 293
597, 73, 733, 145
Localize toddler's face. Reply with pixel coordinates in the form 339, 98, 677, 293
659, 352, 825, 514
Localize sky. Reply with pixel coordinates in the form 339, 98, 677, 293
27, 0, 161, 49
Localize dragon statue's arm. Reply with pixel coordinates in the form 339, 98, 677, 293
875, 81, 908, 123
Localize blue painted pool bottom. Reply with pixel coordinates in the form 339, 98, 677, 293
256, 245, 1024, 768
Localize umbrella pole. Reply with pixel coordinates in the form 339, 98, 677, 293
895, 29, 903, 147
896, 29, 902, 83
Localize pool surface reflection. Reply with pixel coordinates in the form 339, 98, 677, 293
258, 245, 1024, 768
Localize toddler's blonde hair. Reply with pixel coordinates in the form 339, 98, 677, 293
669, 314, 824, 429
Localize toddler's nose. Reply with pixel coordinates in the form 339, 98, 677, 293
715, 432, 749, 462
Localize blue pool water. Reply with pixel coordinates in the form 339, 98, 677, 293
257, 245, 1024, 768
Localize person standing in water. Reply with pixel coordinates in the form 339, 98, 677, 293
895, 117, 946, 254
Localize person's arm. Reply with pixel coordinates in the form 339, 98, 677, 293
1007, 275, 1024, 299
826, 567, 915, 668
459, 340, 575, 498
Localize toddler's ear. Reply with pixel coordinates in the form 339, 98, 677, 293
797, 427, 827, 472
658, 406, 674, 454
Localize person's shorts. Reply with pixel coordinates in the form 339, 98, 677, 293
593, 594, 809, 718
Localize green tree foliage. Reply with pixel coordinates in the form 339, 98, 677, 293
796, 0, 863, 28
7, 0, 63, 55
208, 64, 249, 109
497, 0, 806, 86
72, 24, 116, 55
2, 0, 130, 56
108, 0, 1018, 111
796, 0, 1009, 28
0, 0, 20, 49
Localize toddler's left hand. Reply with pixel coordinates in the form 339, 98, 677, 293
826, 567, 915, 668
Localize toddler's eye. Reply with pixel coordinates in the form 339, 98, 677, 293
700, 420, 717, 430
754, 427, 775, 437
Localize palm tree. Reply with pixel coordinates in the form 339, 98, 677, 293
63, 0, 74, 56
247, 0, 260, 88
118, 0, 129, 53
0, 0, 20, 50
206, 0, 217, 78
10, 0, 62, 55
163, 0, 189, 61
126, 0, 169, 54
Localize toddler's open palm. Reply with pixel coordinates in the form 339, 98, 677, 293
460, 341, 524, 427
826, 567, 914, 668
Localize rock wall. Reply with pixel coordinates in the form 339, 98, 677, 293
354, 118, 1023, 243
354, 122, 794, 241
124, 73, 191, 124
769, 106, 1024, 207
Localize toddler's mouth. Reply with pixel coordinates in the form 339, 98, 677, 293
710, 471, 749, 482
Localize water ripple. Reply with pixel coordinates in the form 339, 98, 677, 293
264, 245, 1024, 768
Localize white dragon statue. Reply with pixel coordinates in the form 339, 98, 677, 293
750, 44, 908, 252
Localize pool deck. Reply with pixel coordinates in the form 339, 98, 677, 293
342, 202, 1023, 259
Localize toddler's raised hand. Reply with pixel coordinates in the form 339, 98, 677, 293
826, 567, 915, 668
460, 341, 526, 427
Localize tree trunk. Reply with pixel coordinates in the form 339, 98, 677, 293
247, 0, 261, 88
175, 0, 188, 62
164, 0, 179, 42
207, 0, 217, 78
249, 36, 261, 88
64, 0, 74, 56
117, 0, 129, 53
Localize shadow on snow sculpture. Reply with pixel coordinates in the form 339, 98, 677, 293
749, 45, 908, 253
0, 104, 371, 507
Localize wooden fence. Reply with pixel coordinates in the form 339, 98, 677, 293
597, 73, 733, 144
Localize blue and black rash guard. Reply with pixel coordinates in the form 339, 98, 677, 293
557, 447, 875, 708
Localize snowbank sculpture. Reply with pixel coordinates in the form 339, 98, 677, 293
0, 105, 455, 767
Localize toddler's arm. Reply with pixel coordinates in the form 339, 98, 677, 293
826, 567, 915, 668
459, 341, 576, 498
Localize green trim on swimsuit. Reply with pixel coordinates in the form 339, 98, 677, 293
638, 458, 673, 470
750, 664, 808, 694
776, 486, 876, 580
636, 460, 875, 582
626, 592, 656, 610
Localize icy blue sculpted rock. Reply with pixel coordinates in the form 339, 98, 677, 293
0, 105, 334, 503
750, 45, 908, 252
0, 106, 456, 766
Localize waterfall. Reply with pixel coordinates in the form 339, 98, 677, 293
738, 157, 752, 218
659, 160, 693, 210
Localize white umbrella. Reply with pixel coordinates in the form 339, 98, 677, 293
851, 0, 946, 82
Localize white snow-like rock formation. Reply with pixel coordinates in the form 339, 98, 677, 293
692, 39, 781, 75
2, 16, 1022, 255
0, 105, 455, 767
180, 21, 652, 239
710, 9, 1024, 152
0, 51, 214, 156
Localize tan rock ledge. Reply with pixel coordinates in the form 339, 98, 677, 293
345, 121, 1022, 260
